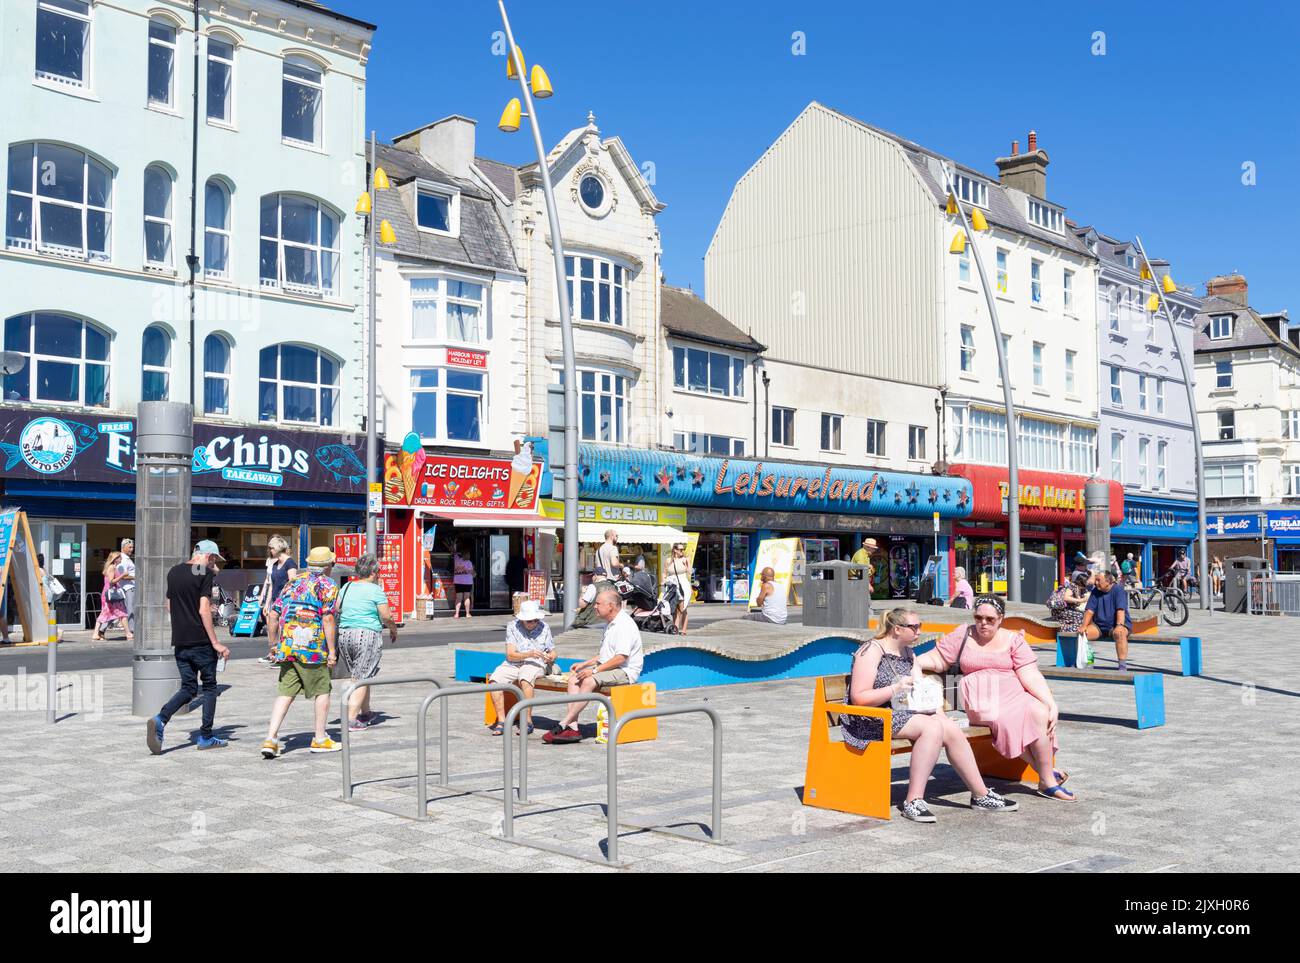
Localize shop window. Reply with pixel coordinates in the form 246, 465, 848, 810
3, 311, 110, 406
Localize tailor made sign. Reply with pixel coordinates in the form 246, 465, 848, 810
0, 406, 367, 494
573, 445, 973, 519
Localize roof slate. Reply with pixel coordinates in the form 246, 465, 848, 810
373, 143, 518, 273
1194, 295, 1297, 356
474, 156, 518, 202
661, 285, 764, 352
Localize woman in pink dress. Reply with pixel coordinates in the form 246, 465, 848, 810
91, 551, 133, 642
916, 595, 1075, 801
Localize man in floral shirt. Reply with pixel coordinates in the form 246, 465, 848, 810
261, 546, 341, 757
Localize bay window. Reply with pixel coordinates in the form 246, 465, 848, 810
6, 142, 112, 261
2, 312, 110, 406
1068, 425, 1095, 474
564, 254, 627, 326
1205, 462, 1255, 498
36, 0, 91, 89
559, 367, 629, 443
259, 344, 339, 426
259, 194, 339, 295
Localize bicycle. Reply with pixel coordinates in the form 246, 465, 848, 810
1126, 575, 1189, 627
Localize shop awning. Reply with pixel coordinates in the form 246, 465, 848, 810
418, 509, 558, 530
577, 521, 686, 544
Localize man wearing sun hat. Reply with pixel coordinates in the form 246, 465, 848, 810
486, 599, 555, 735
261, 546, 341, 757
849, 537, 878, 582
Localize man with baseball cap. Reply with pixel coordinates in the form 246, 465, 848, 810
261, 546, 342, 756
147, 540, 231, 753
486, 599, 555, 734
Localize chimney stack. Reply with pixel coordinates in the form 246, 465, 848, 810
1206, 273, 1249, 307
995, 129, 1049, 199
394, 115, 478, 180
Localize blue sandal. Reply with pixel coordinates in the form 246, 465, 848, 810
1037, 783, 1076, 801
1054, 769, 1070, 785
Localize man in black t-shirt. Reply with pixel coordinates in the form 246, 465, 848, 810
147, 541, 231, 754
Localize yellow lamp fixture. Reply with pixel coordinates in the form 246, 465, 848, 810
1146, 293, 1160, 312
1139, 263, 1152, 280
530, 63, 552, 98
499, 97, 522, 133
355, 191, 371, 216
969, 207, 989, 232
1162, 274, 1177, 294
379, 220, 397, 245
945, 194, 958, 215
373, 167, 391, 191
506, 45, 524, 79
949, 230, 967, 254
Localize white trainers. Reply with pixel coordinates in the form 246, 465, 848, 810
970, 788, 1019, 813
900, 798, 936, 823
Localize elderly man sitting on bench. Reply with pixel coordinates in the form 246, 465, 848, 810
1080, 570, 1132, 671
543, 588, 644, 744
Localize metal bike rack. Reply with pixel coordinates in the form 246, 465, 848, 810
416, 683, 524, 819
500, 695, 724, 867
502, 693, 617, 865
607, 705, 723, 864
341, 673, 445, 815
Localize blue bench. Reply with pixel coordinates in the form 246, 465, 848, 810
1056, 632, 1202, 677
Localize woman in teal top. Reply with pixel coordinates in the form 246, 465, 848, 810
337, 553, 398, 730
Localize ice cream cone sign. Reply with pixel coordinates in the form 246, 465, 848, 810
508, 439, 540, 510
399, 432, 426, 505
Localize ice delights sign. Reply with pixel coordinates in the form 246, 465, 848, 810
0, 406, 368, 494
383, 433, 541, 511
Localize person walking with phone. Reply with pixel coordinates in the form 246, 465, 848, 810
147, 541, 232, 753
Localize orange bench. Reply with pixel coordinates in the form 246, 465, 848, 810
802, 674, 1042, 820
483, 676, 658, 745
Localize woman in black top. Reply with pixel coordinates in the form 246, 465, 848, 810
259, 535, 297, 663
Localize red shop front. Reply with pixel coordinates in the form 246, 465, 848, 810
382, 445, 555, 618
947, 465, 1123, 594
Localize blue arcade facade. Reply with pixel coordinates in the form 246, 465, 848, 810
1205, 509, 1300, 573
1108, 494, 1199, 585
549, 444, 974, 603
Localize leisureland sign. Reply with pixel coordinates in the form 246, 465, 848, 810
0, 406, 367, 494
574, 445, 973, 519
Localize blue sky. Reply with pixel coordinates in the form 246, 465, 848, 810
349, 0, 1298, 314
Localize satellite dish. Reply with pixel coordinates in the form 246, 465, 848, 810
0, 351, 28, 376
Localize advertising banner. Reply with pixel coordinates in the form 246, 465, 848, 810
383, 432, 540, 512
748, 537, 799, 610
0, 406, 368, 495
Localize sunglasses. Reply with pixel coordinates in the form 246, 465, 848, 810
973, 615, 1000, 623
902, 623, 923, 631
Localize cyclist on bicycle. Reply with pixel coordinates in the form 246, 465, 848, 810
1168, 549, 1191, 595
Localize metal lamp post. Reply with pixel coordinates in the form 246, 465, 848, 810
497, 1, 580, 627
942, 169, 1023, 602
358, 138, 393, 558
1133, 236, 1211, 612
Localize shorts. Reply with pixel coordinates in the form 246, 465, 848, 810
277, 660, 332, 698
454, 584, 472, 597
490, 662, 547, 686
592, 669, 632, 688
338, 627, 383, 681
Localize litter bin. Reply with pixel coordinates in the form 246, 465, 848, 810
804, 560, 872, 629
1224, 556, 1268, 613
1018, 552, 1056, 605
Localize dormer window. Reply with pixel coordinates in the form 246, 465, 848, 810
416, 181, 459, 236
952, 173, 988, 209
1026, 199, 1063, 233
1210, 315, 1233, 340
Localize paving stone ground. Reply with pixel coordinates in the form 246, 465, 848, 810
1, 606, 1295, 872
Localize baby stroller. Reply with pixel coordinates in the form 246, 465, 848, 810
618, 576, 680, 634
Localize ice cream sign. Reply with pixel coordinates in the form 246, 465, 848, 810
383, 434, 540, 511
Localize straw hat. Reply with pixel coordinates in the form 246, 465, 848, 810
306, 546, 335, 566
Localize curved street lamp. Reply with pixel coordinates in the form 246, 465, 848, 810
497, 1, 580, 627
943, 170, 1024, 602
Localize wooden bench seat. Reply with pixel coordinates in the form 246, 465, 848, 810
483, 675, 657, 745
1036, 663, 1165, 729
1056, 631, 1202, 677
803, 674, 1042, 820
